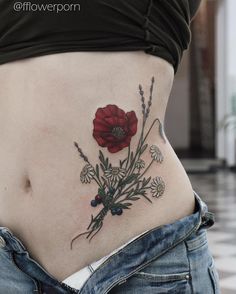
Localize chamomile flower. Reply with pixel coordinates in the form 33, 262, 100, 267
150, 176, 165, 198
104, 167, 126, 182
80, 164, 95, 184
149, 145, 164, 163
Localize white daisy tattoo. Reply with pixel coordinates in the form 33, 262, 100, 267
104, 167, 126, 182
150, 176, 165, 198
135, 159, 145, 170
149, 145, 164, 163
80, 164, 95, 184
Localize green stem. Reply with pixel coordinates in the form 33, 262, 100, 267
138, 159, 154, 179
126, 118, 146, 177
95, 172, 103, 187
128, 118, 164, 176
125, 145, 131, 170
142, 118, 165, 143
93, 177, 102, 187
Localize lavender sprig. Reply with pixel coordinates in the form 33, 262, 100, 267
74, 141, 89, 163
146, 76, 155, 119
139, 84, 146, 115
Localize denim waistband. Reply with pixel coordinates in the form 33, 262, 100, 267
0, 190, 215, 294
76, 190, 214, 294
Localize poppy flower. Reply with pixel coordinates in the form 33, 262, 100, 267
93, 104, 138, 153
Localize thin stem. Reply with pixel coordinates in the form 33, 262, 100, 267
93, 177, 102, 187
142, 118, 159, 143
138, 159, 154, 179
117, 159, 154, 197
128, 118, 164, 177
126, 118, 146, 177
125, 145, 131, 170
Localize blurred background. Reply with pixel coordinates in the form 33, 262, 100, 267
166, 1, 236, 293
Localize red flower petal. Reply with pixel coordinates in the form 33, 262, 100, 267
104, 116, 117, 126
93, 105, 138, 153
108, 145, 123, 153
126, 111, 138, 135
93, 133, 107, 147
95, 108, 106, 119
116, 118, 127, 127
93, 120, 110, 132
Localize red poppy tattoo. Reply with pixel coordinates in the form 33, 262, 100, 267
93, 105, 138, 153
71, 76, 167, 248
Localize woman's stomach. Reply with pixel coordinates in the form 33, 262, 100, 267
0, 51, 195, 281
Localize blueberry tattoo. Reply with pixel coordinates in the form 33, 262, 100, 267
70, 76, 166, 249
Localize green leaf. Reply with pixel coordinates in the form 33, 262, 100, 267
98, 187, 106, 196
99, 150, 105, 164
123, 202, 132, 206
142, 176, 151, 187
120, 158, 128, 168
129, 196, 140, 201
123, 173, 139, 185
101, 176, 108, 185
96, 164, 99, 177
100, 163, 105, 172
135, 182, 141, 190
126, 189, 134, 197
105, 158, 109, 168
120, 203, 132, 209
130, 151, 134, 162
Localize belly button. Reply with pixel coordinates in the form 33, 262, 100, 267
24, 178, 32, 194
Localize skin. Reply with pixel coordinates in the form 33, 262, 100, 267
0, 51, 196, 281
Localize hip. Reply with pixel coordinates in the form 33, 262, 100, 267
0, 140, 196, 281
0, 191, 220, 294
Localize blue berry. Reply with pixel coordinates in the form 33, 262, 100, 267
111, 208, 117, 215
91, 199, 97, 207
116, 208, 123, 215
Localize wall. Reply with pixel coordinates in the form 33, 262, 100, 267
165, 50, 190, 149
216, 0, 236, 166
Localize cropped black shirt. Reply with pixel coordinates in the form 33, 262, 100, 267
0, 0, 201, 73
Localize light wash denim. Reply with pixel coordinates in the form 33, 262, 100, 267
0, 191, 220, 294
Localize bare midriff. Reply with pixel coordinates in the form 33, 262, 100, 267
0, 51, 196, 281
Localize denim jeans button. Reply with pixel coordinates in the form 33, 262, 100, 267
0, 236, 6, 247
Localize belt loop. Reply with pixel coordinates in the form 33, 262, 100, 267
193, 190, 215, 230
200, 211, 215, 229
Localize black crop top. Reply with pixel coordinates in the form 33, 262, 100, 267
0, 0, 201, 73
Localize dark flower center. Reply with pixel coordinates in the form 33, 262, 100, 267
111, 126, 126, 139
111, 167, 120, 175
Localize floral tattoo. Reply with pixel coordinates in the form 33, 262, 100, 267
70, 76, 166, 249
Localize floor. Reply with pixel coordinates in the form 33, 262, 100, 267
189, 170, 236, 294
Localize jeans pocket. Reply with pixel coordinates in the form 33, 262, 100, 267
133, 270, 190, 282
110, 271, 192, 294
208, 258, 221, 294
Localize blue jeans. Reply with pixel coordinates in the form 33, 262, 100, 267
0, 191, 220, 294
